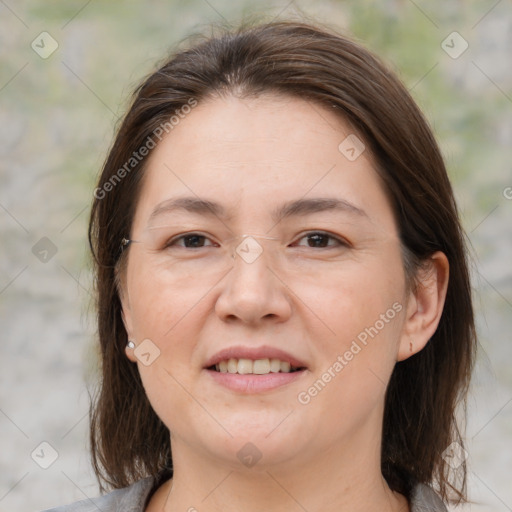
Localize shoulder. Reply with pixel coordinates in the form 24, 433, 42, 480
410, 482, 448, 512
40, 476, 156, 512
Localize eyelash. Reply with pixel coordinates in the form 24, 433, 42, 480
163, 231, 350, 250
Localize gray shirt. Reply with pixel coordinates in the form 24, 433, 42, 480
42, 477, 448, 512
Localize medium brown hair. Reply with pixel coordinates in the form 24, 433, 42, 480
88, 18, 476, 504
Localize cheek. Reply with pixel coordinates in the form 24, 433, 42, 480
129, 269, 206, 431
298, 248, 405, 403
301, 246, 405, 344
126, 255, 208, 342
136, 359, 197, 442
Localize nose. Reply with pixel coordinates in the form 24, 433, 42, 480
214, 248, 292, 325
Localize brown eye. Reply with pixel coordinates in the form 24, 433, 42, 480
294, 231, 348, 248
164, 233, 215, 249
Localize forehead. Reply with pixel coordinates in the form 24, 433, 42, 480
132, 93, 395, 232
156, 93, 352, 167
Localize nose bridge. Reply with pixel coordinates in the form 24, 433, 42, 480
215, 234, 290, 323
229, 234, 280, 264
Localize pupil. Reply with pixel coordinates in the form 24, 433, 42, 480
185, 235, 205, 248
309, 234, 328, 248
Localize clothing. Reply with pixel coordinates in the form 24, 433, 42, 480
42, 477, 448, 512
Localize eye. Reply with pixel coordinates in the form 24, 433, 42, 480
164, 233, 217, 249
293, 231, 349, 249
162, 231, 349, 250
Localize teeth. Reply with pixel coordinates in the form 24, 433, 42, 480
280, 361, 291, 373
253, 359, 270, 374
269, 358, 281, 373
227, 358, 238, 373
213, 358, 301, 375
237, 358, 253, 374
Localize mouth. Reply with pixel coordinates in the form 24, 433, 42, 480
207, 358, 306, 375
203, 346, 308, 392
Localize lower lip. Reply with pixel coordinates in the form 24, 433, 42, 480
204, 369, 306, 393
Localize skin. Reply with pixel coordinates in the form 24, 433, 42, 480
120, 93, 449, 512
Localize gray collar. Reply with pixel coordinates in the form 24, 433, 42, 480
410, 482, 448, 511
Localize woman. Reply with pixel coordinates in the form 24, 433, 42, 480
44, 19, 476, 512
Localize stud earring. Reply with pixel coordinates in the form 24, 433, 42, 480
127, 340, 135, 349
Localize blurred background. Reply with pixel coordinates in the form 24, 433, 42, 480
1, 1, 511, 510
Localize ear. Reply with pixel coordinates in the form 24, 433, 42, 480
119, 286, 138, 363
397, 251, 449, 361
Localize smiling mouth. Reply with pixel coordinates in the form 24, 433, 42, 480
207, 358, 306, 375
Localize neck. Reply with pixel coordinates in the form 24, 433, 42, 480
156, 423, 409, 512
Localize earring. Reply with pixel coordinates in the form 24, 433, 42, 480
127, 340, 135, 349
409, 339, 414, 353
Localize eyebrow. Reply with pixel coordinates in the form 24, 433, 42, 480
147, 196, 368, 225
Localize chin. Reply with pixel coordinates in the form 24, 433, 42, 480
208, 435, 303, 472
195, 415, 306, 464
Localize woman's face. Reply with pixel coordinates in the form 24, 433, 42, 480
121, 93, 412, 471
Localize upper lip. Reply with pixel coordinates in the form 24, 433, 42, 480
204, 345, 307, 369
